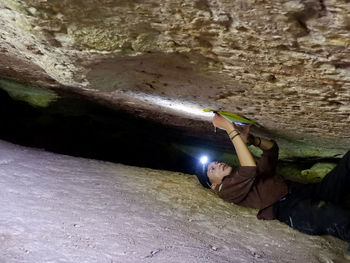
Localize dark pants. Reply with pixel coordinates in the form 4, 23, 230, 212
274, 150, 350, 242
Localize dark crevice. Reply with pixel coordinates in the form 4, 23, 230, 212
0, 83, 342, 178
332, 62, 350, 69
295, 17, 310, 35
145, 83, 155, 89
194, 0, 212, 15
318, 0, 327, 15
0, 88, 216, 175
291, 0, 328, 38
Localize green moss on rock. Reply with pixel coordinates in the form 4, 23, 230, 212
277, 162, 305, 180
300, 162, 337, 183
277, 138, 344, 160
0, 79, 58, 107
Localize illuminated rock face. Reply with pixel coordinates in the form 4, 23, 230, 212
0, 0, 349, 158
0, 140, 345, 262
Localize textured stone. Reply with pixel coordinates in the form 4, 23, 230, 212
0, 0, 350, 158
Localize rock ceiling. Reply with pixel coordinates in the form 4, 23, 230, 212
0, 0, 349, 158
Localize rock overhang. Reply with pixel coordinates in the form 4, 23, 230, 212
0, 0, 349, 159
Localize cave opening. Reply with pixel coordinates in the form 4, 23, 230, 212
0, 88, 217, 175
0, 85, 343, 183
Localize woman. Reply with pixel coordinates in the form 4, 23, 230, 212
196, 113, 350, 260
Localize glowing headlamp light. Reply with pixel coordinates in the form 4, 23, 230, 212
200, 155, 209, 165
196, 154, 212, 189
199, 155, 210, 175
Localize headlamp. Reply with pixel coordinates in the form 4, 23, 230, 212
200, 155, 208, 165
195, 154, 212, 189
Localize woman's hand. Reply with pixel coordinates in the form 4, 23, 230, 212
212, 113, 234, 131
212, 113, 252, 143
213, 113, 256, 167
233, 123, 252, 144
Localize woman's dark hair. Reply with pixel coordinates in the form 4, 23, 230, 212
195, 162, 211, 189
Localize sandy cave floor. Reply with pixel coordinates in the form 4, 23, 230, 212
0, 139, 348, 263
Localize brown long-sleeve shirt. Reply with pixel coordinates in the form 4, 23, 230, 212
215, 143, 288, 220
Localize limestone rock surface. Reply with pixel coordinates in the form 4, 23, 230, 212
0, 139, 346, 262
0, 0, 350, 157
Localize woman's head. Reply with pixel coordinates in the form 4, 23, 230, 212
207, 161, 232, 189
196, 161, 232, 189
